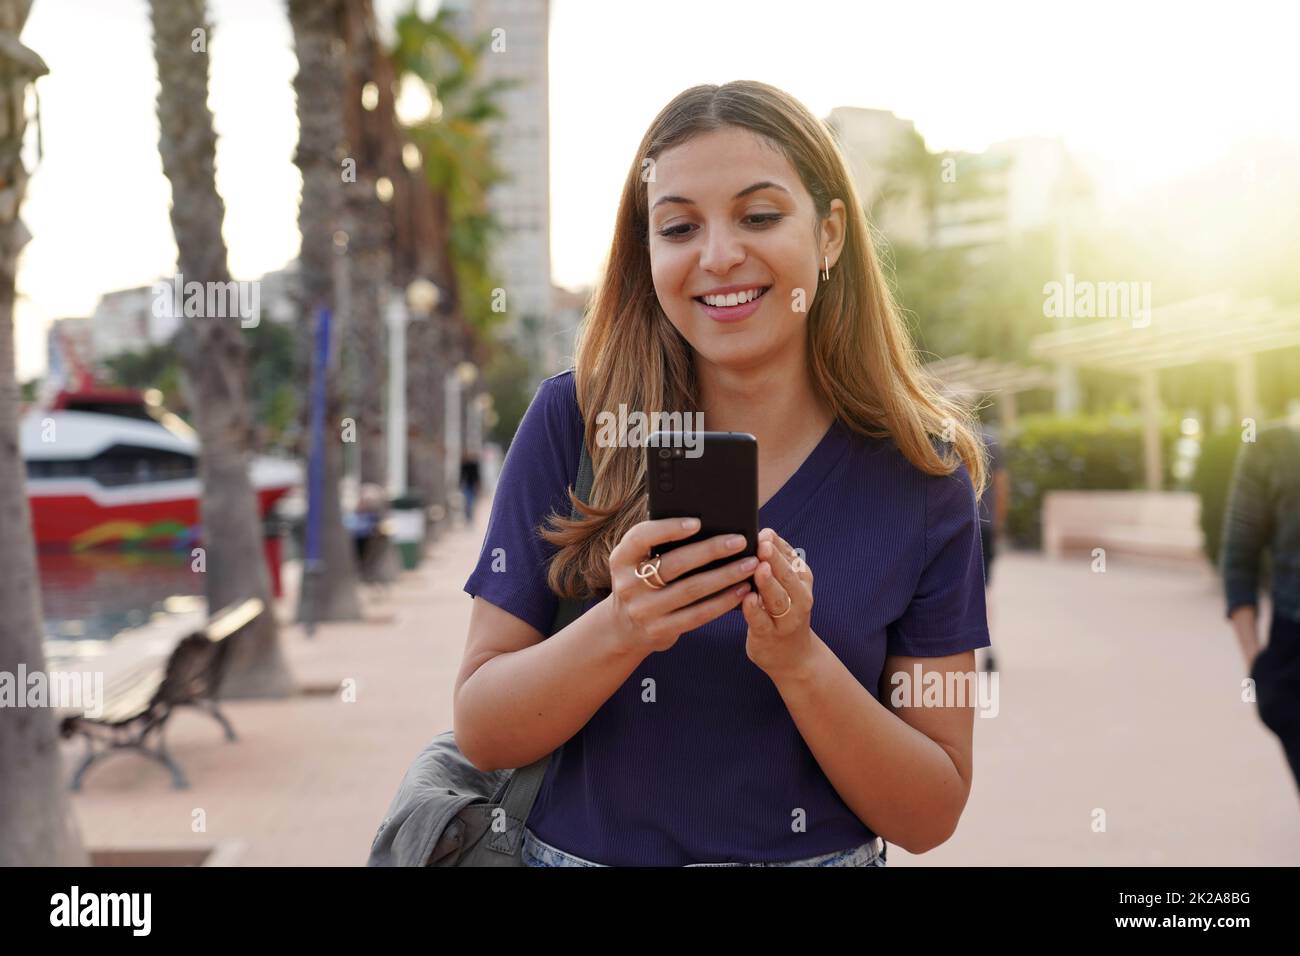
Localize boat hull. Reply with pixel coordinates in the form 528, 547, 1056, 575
29, 481, 294, 549
22, 406, 301, 550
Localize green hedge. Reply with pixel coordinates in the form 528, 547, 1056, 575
1189, 429, 1245, 567
1002, 414, 1181, 549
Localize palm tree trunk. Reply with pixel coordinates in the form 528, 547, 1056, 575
148, 0, 294, 698
409, 187, 465, 535
289, 0, 362, 622
0, 0, 88, 865
340, 0, 395, 490
345, 209, 389, 489
406, 316, 448, 518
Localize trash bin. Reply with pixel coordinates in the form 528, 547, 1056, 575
389, 490, 426, 570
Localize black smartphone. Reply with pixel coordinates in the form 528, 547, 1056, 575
644, 430, 759, 597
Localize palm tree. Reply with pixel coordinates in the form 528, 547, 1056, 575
392, 8, 512, 339
339, 0, 398, 490
288, 0, 362, 622
0, 0, 87, 865
148, 0, 294, 697
389, 6, 512, 520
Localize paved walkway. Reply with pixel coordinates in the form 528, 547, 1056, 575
926, 550, 1298, 865
62, 510, 492, 866
63, 494, 1299, 865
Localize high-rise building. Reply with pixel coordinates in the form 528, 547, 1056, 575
443, 0, 557, 373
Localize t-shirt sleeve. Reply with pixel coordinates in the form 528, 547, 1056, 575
462, 372, 583, 637
886, 461, 992, 657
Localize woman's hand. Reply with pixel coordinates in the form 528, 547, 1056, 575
605, 517, 756, 656
742, 527, 818, 681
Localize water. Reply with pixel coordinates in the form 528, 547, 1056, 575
38, 550, 205, 665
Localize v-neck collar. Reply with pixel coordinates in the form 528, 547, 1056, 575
757, 416, 851, 530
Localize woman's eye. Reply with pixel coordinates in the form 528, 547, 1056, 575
657, 214, 783, 240
658, 223, 693, 239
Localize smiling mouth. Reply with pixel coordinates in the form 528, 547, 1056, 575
692, 286, 772, 308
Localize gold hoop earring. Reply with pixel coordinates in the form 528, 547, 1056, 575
822, 255, 830, 281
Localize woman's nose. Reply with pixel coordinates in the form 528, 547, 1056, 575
697, 223, 746, 274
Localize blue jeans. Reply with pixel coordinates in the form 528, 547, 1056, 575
522, 826, 887, 867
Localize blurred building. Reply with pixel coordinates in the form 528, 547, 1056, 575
930, 148, 1013, 250
933, 137, 1093, 252
548, 282, 590, 371
48, 317, 94, 365
84, 265, 298, 363
89, 285, 179, 359
255, 261, 301, 325
826, 106, 930, 247
442, 0, 556, 375
827, 103, 1093, 256
44, 317, 95, 395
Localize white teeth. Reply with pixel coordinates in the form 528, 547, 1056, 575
701, 287, 764, 307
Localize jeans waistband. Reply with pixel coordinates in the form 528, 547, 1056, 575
522, 826, 887, 867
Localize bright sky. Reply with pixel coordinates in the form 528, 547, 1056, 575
13, 0, 1300, 380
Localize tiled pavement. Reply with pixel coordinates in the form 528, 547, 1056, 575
62, 495, 1299, 865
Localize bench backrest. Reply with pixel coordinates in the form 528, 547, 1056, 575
156, 633, 220, 705
152, 597, 265, 708
206, 597, 264, 643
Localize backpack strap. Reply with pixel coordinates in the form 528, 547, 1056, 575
489, 434, 594, 852
547, 437, 595, 632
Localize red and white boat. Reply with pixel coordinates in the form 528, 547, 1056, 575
21, 386, 300, 550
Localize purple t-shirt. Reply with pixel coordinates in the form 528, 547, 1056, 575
463, 367, 990, 865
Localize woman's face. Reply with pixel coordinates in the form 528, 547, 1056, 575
646, 125, 844, 373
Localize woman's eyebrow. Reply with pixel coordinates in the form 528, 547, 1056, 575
650, 180, 791, 212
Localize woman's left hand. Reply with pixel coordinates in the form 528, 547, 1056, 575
741, 528, 818, 681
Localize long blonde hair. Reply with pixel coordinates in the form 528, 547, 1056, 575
540, 80, 986, 599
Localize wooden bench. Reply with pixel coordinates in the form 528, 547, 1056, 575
1041, 491, 1206, 564
59, 597, 264, 791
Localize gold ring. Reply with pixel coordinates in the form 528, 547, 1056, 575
760, 597, 792, 619
634, 555, 666, 590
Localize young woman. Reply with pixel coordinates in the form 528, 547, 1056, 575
456, 80, 990, 867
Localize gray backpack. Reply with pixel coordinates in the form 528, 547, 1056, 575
367, 439, 595, 866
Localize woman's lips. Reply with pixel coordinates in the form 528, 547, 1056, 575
692, 286, 771, 323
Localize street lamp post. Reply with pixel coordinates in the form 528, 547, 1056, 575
446, 360, 479, 512
384, 293, 408, 500
391, 278, 439, 501
385, 279, 440, 569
